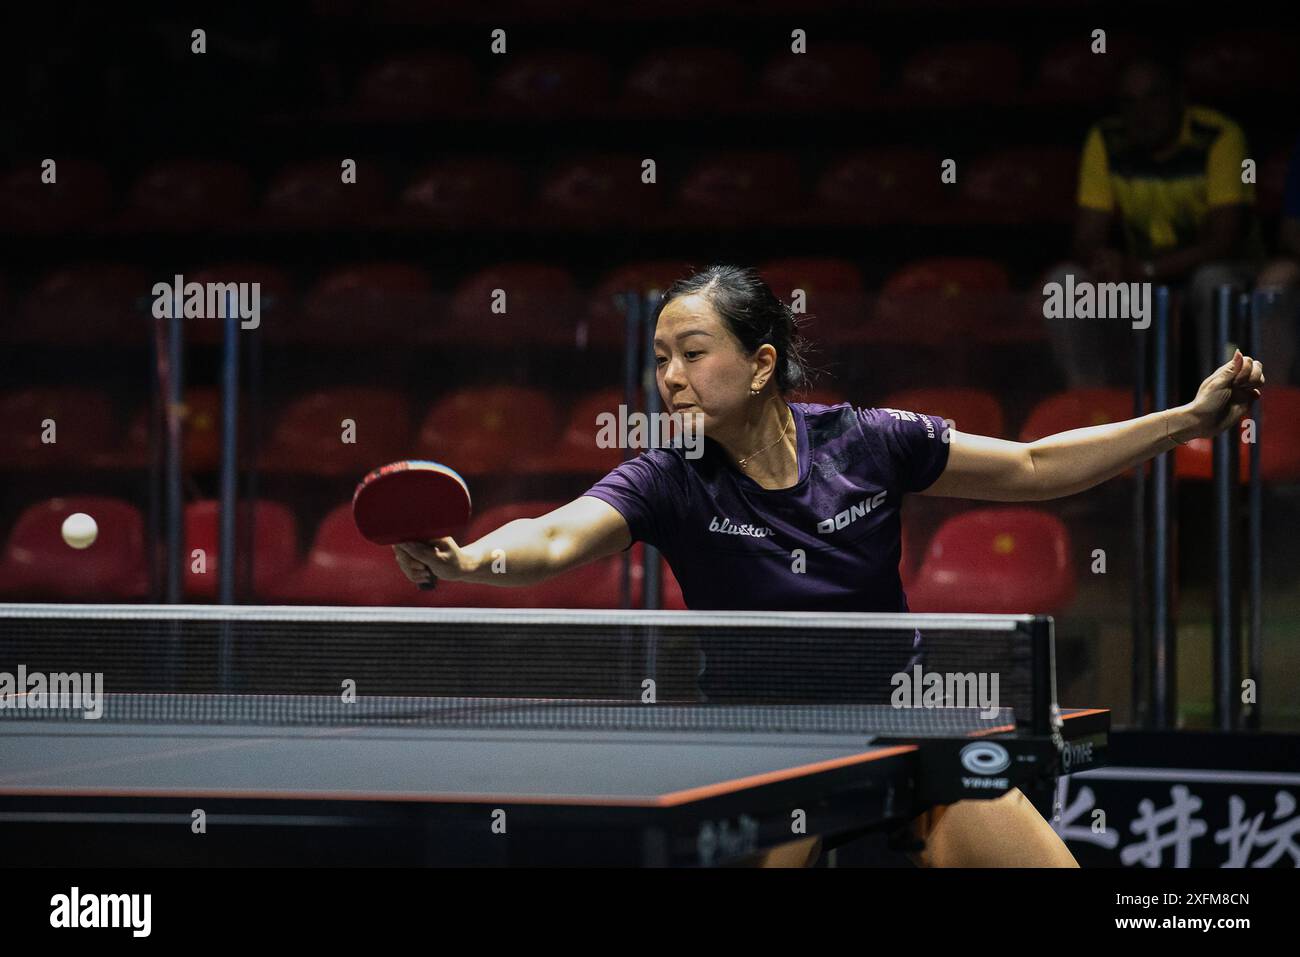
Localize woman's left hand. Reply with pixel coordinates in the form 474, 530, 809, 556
1178, 349, 1265, 442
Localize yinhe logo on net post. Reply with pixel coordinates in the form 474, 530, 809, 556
959, 742, 1012, 790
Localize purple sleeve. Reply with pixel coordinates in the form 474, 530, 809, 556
581, 451, 682, 550
862, 407, 952, 493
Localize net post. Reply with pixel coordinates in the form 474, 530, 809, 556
1151, 285, 1175, 728
1029, 615, 1056, 737
164, 293, 185, 605
1245, 289, 1267, 730
620, 291, 639, 610
1212, 286, 1242, 729
641, 287, 663, 610
217, 292, 241, 691
1130, 301, 1148, 726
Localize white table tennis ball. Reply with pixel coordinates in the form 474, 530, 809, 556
61, 512, 98, 549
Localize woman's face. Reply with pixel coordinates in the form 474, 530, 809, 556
653, 294, 757, 432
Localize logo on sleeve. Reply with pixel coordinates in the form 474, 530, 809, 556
817, 490, 888, 533
881, 408, 936, 439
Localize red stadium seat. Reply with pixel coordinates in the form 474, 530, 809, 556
263, 503, 420, 605
292, 262, 433, 344
1185, 33, 1300, 99
521, 387, 628, 475
595, 0, 748, 20
260, 388, 413, 476
906, 507, 1076, 614
554, 545, 687, 609
881, 387, 1005, 439
0, 496, 148, 600
1030, 40, 1121, 104
865, 258, 1010, 345
674, 152, 804, 227
441, 262, 583, 347
899, 43, 1020, 105
813, 148, 947, 225
1019, 388, 1135, 441
757, 43, 880, 111
585, 260, 695, 347
0, 160, 114, 233
399, 158, 528, 229
757, 257, 867, 345
416, 385, 558, 475
486, 51, 613, 118
262, 160, 390, 229
365, 0, 589, 25
619, 46, 748, 116
13, 263, 150, 346
183, 499, 300, 600
121, 161, 253, 230
959, 148, 1076, 224
1175, 387, 1300, 483
0, 388, 116, 469
109, 387, 223, 471
350, 53, 479, 121
534, 153, 667, 230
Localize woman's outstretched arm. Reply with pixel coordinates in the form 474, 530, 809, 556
919, 350, 1264, 503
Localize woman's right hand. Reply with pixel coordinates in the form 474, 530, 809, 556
392, 538, 470, 587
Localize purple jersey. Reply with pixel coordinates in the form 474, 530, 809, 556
583, 401, 951, 612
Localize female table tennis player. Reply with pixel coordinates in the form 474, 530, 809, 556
393, 264, 1265, 867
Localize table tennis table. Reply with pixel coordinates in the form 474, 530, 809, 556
0, 693, 1109, 866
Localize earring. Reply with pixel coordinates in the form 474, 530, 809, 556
750, 387, 760, 395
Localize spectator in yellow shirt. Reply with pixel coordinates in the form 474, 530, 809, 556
1255, 133, 1300, 384
1045, 52, 1263, 389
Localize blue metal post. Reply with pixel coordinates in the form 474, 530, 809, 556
1211, 287, 1241, 730
1151, 286, 1174, 728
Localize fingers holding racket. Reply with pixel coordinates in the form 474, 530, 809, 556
393, 539, 463, 590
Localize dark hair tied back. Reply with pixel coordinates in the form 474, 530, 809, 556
654, 264, 817, 394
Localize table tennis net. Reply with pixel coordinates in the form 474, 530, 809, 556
0, 608, 1051, 733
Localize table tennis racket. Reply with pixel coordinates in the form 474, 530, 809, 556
352, 460, 472, 591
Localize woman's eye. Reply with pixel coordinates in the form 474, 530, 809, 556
684, 351, 702, 360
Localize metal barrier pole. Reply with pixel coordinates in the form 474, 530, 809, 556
1212, 286, 1241, 730
1245, 290, 1268, 730
217, 294, 241, 691
147, 310, 164, 602
164, 296, 184, 605
218, 295, 240, 607
641, 289, 663, 611
241, 314, 263, 602
1151, 285, 1175, 727
621, 292, 639, 610
1131, 305, 1149, 726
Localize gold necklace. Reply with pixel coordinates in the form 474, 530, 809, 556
737, 407, 793, 471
